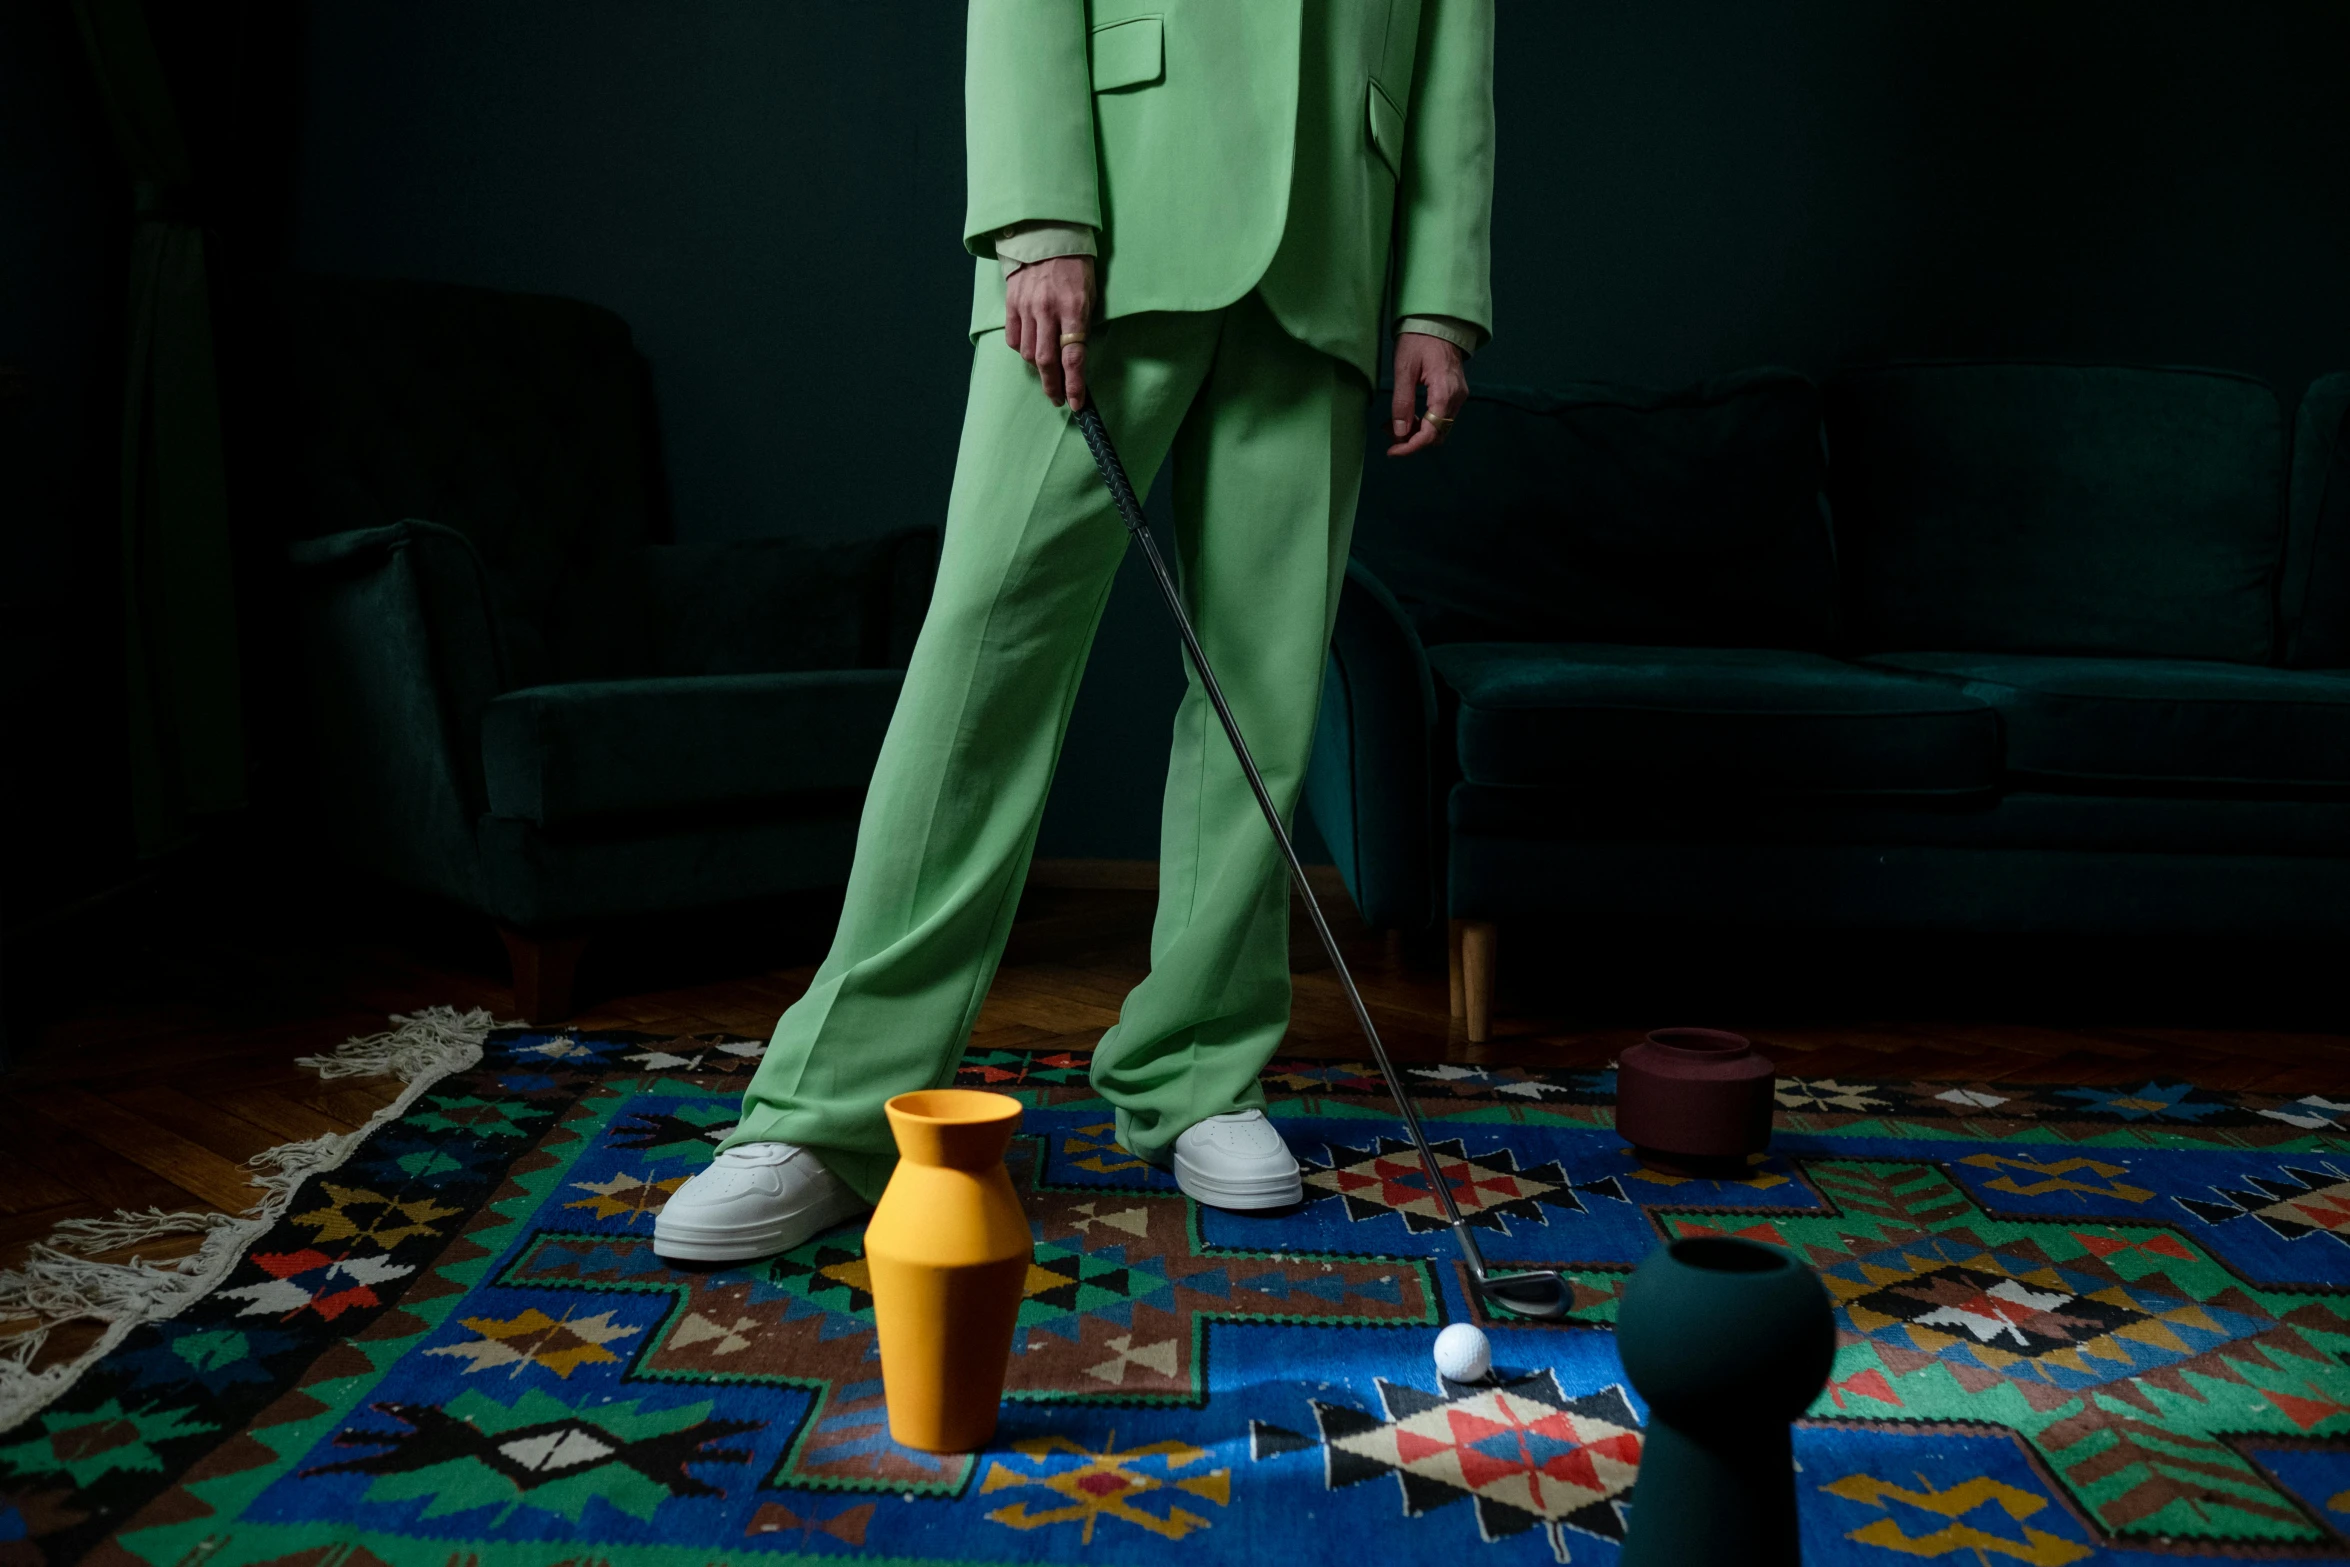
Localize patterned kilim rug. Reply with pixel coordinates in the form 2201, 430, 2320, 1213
3, 1024, 2348, 1565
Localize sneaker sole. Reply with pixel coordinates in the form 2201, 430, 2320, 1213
1172, 1151, 1303, 1211
653, 1185, 869, 1264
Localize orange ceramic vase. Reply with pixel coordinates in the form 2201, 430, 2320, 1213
864, 1089, 1032, 1453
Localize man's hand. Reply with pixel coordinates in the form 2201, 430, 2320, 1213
1387, 332, 1468, 457
1005, 255, 1098, 410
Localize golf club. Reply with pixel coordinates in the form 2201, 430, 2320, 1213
1074, 400, 1572, 1321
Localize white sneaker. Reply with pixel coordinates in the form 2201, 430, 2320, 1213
1172, 1110, 1303, 1210
653, 1142, 869, 1263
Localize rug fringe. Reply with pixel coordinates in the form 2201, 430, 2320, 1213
0, 1005, 505, 1433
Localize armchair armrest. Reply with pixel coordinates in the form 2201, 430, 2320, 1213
1305, 560, 1445, 935
287, 518, 509, 908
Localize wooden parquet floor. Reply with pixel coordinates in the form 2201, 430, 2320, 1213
3, 860, 2345, 1297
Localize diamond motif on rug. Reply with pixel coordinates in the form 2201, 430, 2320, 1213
1825, 1230, 2275, 1390
1300, 1137, 1586, 1234
1253, 1371, 1640, 1564
1821, 1472, 2095, 1564
981, 1435, 1230, 1543
304, 1389, 759, 1523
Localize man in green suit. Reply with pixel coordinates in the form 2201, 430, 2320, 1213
657, 0, 1495, 1262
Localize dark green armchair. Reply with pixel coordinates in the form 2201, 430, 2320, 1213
276, 276, 935, 1019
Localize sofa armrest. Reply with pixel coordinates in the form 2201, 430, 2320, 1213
2285, 373, 2350, 668
1305, 560, 1445, 934
287, 519, 509, 907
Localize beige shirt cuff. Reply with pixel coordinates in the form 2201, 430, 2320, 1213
1396, 314, 1485, 356
995, 221, 1099, 279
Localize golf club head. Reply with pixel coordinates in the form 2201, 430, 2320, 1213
1476, 1268, 1574, 1320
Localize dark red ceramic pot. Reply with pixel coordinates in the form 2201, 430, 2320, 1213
1615, 1028, 1777, 1177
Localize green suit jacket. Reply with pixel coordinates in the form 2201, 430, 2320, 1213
963, 0, 1495, 379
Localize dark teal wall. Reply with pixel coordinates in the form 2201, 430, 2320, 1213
285, 0, 2350, 860
1471, 2, 2350, 400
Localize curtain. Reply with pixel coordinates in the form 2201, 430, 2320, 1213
73, 0, 246, 857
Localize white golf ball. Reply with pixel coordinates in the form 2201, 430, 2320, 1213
1433, 1322, 1492, 1383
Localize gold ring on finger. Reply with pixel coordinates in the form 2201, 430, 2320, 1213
1060, 331, 1088, 347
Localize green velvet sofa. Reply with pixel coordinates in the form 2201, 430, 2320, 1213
1304, 362, 2350, 1039
276, 276, 936, 1020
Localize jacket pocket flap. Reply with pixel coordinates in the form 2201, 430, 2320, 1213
1366, 79, 1406, 178
1091, 16, 1164, 92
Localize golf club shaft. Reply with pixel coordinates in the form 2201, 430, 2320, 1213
1072, 403, 1500, 1284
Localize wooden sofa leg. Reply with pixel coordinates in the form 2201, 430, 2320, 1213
1448, 919, 1467, 1020
1460, 920, 1497, 1043
498, 927, 588, 1025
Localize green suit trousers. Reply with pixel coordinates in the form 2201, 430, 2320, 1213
727, 294, 1368, 1201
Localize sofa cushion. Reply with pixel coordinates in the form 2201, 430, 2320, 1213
1352, 372, 1838, 650
1429, 643, 2000, 797
2285, 372, 2350, 668
482, 671, 903, 828
1448, 785, 2350, 860
1866, 653, 2350, 791
1825, 363, 2286, 662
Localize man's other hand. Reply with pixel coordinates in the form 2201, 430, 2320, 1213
1005, 255, 1098, 410
1387, 332, 1467, 457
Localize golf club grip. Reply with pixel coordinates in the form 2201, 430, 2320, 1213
1075, 405, 1150, 539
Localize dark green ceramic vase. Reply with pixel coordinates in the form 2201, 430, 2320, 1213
1617, 1236, 1835, 1566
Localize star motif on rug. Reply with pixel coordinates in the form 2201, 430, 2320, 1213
286, 1182, 464, 1249
0, 1397, 217, 1489
1408, 1064, 1589, 1100
564, 1171, 689, 1224
1251, 1371, 1641, 1563
110, 1324, 303, 1397
605, 1109, 735, 1156
1932, 1086, 2013, 1110
622, 1038, 766, 1072
425, 1307, 641, 1379
408, 1093, 552, 1139
1776, 1078, 1892, 1113
2255, 1096, 2350, 1132
345, 1126, 506, 1189
218, 1250, 413, 1323
512, 1036, 604, 1060
1301, 1137, 1586, 1234
2176, 1162, 2350, 1246
980, 1434, 1229, 1543
2053, 1081, 2225, 1123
